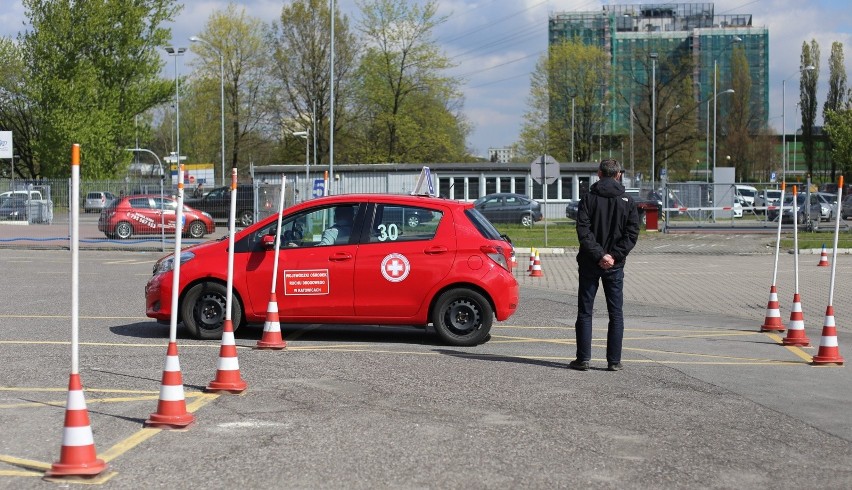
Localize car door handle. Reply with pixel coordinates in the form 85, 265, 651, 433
424, 246, 448, 255
329, 252, 353, 261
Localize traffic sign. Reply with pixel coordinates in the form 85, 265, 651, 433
530, 155, 560, 185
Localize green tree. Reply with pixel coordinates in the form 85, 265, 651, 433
21, 0, 179, 179
352, 0, 468, 163
722, 45, 756, 181
824, 42, 847, 179
519, 39, 609, 164
0, 37, 36, 179
187, 4, 272, 174
800, 40, 820, 176
825, 109, 852, 178
269, 0, 360, 166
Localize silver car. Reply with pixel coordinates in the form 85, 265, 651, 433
84, 191, 116, 213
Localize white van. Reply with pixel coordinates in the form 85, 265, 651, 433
734, 185, 758, 208
0, 190, 43, 202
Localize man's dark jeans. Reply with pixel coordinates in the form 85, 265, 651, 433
575, 264, 625, 364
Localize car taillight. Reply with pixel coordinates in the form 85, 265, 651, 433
480, 245, 509, 271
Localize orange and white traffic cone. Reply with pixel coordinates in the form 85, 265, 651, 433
529, 250, 544, 277
528, 249, 535, 272
760, 285, 785, 332
817, 244, 830, 267
812, 306, 845, 365
782, 293, 810, 346
510, 250, 517, 270
255, 293, 287, 350
206, 319, 247, 393
145, 342, 195, 429
45, 374, 107, 478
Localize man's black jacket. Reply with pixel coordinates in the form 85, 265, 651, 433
576, 178, 641, 270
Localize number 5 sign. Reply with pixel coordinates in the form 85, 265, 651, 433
312, 178, 326, 198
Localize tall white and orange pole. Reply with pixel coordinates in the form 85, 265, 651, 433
761, 181, 786, 332
256, 174, 288, 349
812, 176, 845, 365
46, 145, 107, 478
145, 164, 195, 428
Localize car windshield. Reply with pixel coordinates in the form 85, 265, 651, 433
783, 195, 807, 206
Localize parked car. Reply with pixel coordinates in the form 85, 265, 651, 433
473, 193, 542, 226
812, 192, 838, 221
565, 199, 580, 220
755, 189, 782, 211
734, 185, 758, 209
83, 191, 116, 213
184, 184, 265, 227
145, 194, 518, 346
767, 193, 823, 224
842, 195, 852, 220
0, 197, 29, 221
98, 194, 215, 239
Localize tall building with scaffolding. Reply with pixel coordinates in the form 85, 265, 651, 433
549, 2, 768, 137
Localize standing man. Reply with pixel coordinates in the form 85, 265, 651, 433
570, 158, 640, 372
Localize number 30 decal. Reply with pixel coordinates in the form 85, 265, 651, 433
377, 223, 399, 241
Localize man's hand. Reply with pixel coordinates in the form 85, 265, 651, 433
598, 254, 615, 270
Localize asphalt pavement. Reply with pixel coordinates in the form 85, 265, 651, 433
0, 232, 850, 489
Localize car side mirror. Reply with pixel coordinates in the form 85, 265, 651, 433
262, 234, 276, 249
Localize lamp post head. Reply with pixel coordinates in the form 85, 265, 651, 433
733, 36, 742, 43
649, 52, 658, 59
164, 46, 186, 55
804, 65, 816, 72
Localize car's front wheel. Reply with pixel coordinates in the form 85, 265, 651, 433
181, 282, 242, 340
520, 214, 533, 227
431, 288, 493, 346
115, 221, 133, 239
187, 220, 206, 239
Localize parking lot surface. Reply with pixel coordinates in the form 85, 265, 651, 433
1, 234, 851, 488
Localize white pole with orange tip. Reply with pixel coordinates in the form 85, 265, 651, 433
784, 184, 810, 346
206, 168, 248, 392
761, 181, 786, 332
46, 145, 107, 478
813, 176, 845, 365
256, 175, 288, 349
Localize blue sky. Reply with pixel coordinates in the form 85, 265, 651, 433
2, 0, 851, 158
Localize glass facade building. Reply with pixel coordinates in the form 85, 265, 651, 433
549, 3, 768, 135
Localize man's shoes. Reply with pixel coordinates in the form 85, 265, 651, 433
568, 359, 589, 371
607, 363, 623, 372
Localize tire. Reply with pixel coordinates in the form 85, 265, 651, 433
238, 210, 254, 227
115, 221, 133, 239
520, 214, 533, 227
431, 288, 493, 346
407, 215, 420, 227
187, 220, 206, 239
181, 282, 242, 340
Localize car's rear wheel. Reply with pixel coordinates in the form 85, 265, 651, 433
407, 215, 420, 227
238, 210, 254, 227
115, 221, 133, 239
520, 214, 533, 227
187, 220, 206, 239
431, 288, 493, 346
181, 282, 242, 340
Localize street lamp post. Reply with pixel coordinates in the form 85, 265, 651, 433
599, 102, 605, 160
650, 52, 657, 193
710, 36, 741, 183
190, 36, 226, 187
570, 96, 575, 163
293, 131, 309, 200
782, 65, 816, 182
712, 88, 735, 182
664, 104, 680, 171
164, 46, 186, 178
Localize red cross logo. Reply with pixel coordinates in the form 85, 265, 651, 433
381, 253, 410, 282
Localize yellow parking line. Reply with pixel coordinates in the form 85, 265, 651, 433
0, 455, 50, 471
0, 470, 41, 477
765, 332, 815, 363
0, 387, 159, 394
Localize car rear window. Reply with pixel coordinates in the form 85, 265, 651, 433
465, 208, 502, 240
87, 192, 101, 199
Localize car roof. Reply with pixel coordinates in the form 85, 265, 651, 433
290, 193, 469, 211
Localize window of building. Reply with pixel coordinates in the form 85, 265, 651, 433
485, 177, 497, 196
467, 177, 480, 200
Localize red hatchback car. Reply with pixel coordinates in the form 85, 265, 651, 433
145, 194, 519, 346
98, 194, 216, 240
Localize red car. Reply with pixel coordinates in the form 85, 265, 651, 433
98, 194, 216, 239
145, 193, 518, 346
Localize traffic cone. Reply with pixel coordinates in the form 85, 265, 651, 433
817, 244, 830, 267
45, 374, 107, 478
510, 251, 517, 270
760, 285, 785, 332
145, 341, 195, 429
206, 319, 247, 393
812, 306, 845, 365
256, 293, 287, 350
528, 249, 535, 272
529, 250, 544, 277
782, 293, 810, 346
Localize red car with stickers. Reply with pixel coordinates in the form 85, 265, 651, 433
98, 194, 216, 240
145, 193, 518, 346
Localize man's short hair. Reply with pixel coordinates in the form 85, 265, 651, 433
599, 158, 622, 178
